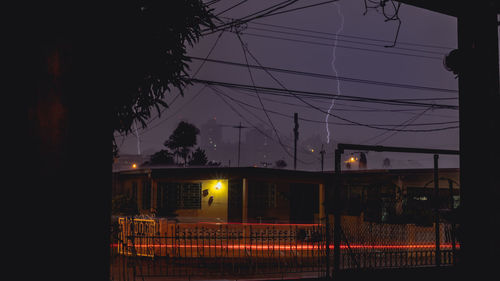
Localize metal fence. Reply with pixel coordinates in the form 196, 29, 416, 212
338, 218, 458, 270
111, 221, 327, 280
110, 218, 458, 280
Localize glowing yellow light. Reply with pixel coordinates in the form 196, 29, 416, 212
350, 157, 355, 162
311, 149, 315, 152
215, 181, 222, 190
132, 163, 137, 169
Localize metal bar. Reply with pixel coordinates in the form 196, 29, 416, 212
333, 148, 342, 274
434, 154, 441, 267
337, 143, 459, 155
448, 179, 457, 265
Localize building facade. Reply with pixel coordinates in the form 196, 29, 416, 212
112, 167, 459, 225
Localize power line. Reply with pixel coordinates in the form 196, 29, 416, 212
206, 0, 224, 6
236, 90, 457, 117
215, 0, 248, 16
202, 0, 300, 35
214, 85, 458, 128
231, 37, 458, 134
236, 32, 287, 150
187, 56, 458, 94
205, 0, 342, 36
244, 26, 447, 56
373, 108, 433, 145
238, 31, 443, 60
220, 79, 457, 117
211, 85, 318, 163
360, 107, 431, 144
137, 85, 208, 137
244, 20, 454, 50
114, 31, 226, 139
259, 0, 340, 18
203, 40, 458, 133
189, 78, 459, 110
209, 85, 317, 165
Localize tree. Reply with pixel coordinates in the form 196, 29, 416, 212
359, 152, 367, 169
189, 147, 208, 166
383, 158, 391, 168
164, 121, 200, 165
275, 159, 287, 168
149, 149, 175, 165
111, 1, 216, 156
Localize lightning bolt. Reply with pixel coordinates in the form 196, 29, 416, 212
325, 2, 345, 144
133, 107, 141, 155
133, 120, 141, 155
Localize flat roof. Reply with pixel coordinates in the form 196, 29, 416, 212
113, 166, 459, 184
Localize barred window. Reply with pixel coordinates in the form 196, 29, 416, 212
249, 181, 276, 209
178, 183, 202, 209
158, 182, 201, 210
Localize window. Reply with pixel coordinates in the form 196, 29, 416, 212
178, 183, 202, 209
158, 182, 202, 211
249, 181, 276, 209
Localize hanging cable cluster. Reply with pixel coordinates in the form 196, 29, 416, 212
363, 0, 403, 48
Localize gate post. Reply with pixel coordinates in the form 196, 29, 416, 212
333, 148, 343, 275
433, 154, 441, 267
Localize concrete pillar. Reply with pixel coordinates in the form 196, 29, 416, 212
242, 178, 248, 223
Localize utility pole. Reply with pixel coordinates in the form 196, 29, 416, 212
293, 113, 299, 170
220, 122, 249, 167
237, 122, 243, 167
320, 144, 326, 172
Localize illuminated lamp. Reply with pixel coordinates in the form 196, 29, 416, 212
132, 163, 137, 169
215, 181, 222, 190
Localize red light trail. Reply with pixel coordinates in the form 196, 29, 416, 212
112, 243, 459, 250
195, 222, 322, 227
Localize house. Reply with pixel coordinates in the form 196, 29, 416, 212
112, 166, 459, 224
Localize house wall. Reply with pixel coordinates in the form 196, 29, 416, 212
153, 178, 228, 222
339, 170, 460, 224
113, 175, 151, 213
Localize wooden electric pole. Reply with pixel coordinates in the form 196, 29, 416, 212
220, 122, 249, 167
320, 144, 326, 172
293, 113, 299, 170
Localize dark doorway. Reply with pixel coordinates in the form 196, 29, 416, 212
289, 183, 318, 223
228, 179, 242, 222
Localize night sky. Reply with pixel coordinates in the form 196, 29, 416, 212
114, 0, 462, 170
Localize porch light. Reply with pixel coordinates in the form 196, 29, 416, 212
215, 181, 222, 190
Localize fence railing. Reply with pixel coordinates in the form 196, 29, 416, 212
110, 218, 459, 280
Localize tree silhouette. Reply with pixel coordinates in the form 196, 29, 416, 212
383, 157, 391, 168
149, 149, 175, 165
359, 152, 367, 169
111, 1, 216, 156
275, 159, 287, 168
189, 147, 208, 166
164, 121, 200, 165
